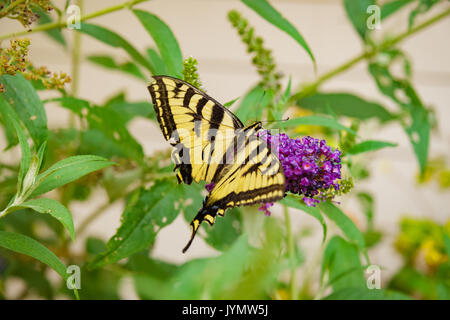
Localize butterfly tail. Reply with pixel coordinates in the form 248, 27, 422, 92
182, 205, 220, 253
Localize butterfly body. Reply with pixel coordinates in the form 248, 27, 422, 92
148, 76, 285, 252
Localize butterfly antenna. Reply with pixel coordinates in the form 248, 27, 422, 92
260, 117, 290, 124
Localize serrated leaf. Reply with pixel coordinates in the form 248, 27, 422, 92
348, 140, 397, 155
0, 231, 67, 280
134, 10, 183, 77
0, 74, 48, 147
281, 195, 327, 243
78, 23, 153, 72
297, 92, 394, 122
89, 181, 184, 269
277, 115, 357, 135
31, 155, 114, 197
18, 198, 75, 241
242, 0, 315, 65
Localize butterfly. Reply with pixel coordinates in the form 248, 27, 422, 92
147, 75, 285, 252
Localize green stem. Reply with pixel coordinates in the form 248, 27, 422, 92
0, 0, 27, 18
71, 0, 83, 97
0, 0, 151, 41
289, 6, 450, 102
283, 205, 297, 300
73, 288, 80, 300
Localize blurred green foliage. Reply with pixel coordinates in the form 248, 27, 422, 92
0, 0, 448, 300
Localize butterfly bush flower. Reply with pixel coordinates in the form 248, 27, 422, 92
205, 131, 343, 216
259, 131, 342, 211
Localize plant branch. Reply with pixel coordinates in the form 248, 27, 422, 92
0, 0, 151, 41
289, 6, 450, 102
283, 205, 297, 300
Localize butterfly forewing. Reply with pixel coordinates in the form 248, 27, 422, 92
148, 76, 243, 184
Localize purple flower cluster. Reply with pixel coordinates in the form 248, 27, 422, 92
260, 131, 342, 207
203, 132, 342, 216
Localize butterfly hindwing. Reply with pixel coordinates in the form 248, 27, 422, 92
182, 122, 285, 253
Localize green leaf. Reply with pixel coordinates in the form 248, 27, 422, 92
85, 106, 145, 163
18, 198, 75, 241
223, 97, 240, 108
0, 97, 19, 148
146, 48, 168, 75
78, 23, 153, 73
34, 6, 66, 46
348, 140, 397, 155
343, 0, 376, 39
133, 10, 183, 77
203, 208, 243, 251
0, 98, 31, 193
408, 0, 441, 28
163, 236, 250, 299
54, 96, 90, 116
0, 74, 48, 147
369, 62, 430, 174
89, 181, 185, 269
319, 202, 366, 252
281, 195, 327, 243
297, 92, 394, 122
389, 266, 436, 299
278, 115, 357, 135
242, 0, 315, 65
107, 101, 154, 123
31, 155, 115, 197
324, 287, 413, 300
321, 236, 366, 291
381, 0, 414, 20
234, 85, 273, 124
87, 55, 145, 80
126, 252, 178, 299
0, 231, 67, 280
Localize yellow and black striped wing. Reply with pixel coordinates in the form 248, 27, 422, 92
148, 75, 243, 184
182, 123, 285, 252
